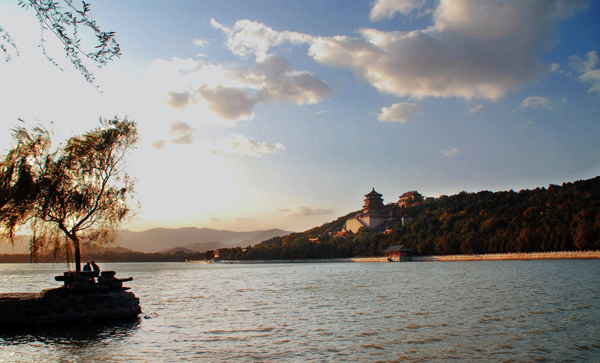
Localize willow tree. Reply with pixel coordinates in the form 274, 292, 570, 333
1, 0, 120, 86
0, 117, 138, 271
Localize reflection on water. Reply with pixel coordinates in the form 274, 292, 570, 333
1, 318, 141, 363
0, 318, 140, 346
1, 260, 599, 362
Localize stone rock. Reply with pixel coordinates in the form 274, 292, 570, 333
0, 271, 141, 327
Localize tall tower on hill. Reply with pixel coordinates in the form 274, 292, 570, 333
363, 188, 385, 216
345, 188, 389, 233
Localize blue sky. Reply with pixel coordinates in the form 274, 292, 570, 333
1, 0, 599, 232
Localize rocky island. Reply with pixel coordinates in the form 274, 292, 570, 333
0, 271, 141, 326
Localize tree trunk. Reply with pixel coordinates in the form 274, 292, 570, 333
72, 234, 81, 272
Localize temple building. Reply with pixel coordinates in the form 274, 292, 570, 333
398, 191, 423, 208
345, 188, 390, 233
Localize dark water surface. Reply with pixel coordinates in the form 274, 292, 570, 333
1, 260, 599, 362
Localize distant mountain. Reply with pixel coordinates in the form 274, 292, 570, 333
115, 227, 292, 253
237, 229, 291, 247
0, 239, 136, 255
1, 228, 293, 255
162, 229, 294, 254
106, 246, 136, 254
172, 241, 229, 253
160, 246, 199, 254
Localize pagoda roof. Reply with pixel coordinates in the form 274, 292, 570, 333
365, 188, 382, 197
399, 191, 420, 198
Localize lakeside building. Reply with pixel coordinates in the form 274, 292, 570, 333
382, 245, 413, 261
398, 191, 422, 208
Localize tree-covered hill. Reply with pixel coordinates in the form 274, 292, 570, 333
217, 177, 600, 260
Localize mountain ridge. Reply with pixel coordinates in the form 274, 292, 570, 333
116, 227, 291, 253
0, 228, 292, 254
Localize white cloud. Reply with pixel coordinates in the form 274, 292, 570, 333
469, 104, 483, 114
253, 55, 332, 104
569, 51, 600, 96
155, 55, 330, 122
166, 91, 192, 110
211, 1, 587, 109
193, 39, 209, 47
518, 96, 552, 110
151, 140, 166, 150
440, 148, 459, 157
569, 51, 597, 73
377, 102, 421, 122
198, 85, 258, 121
169, 121, 194, 144
211, 18, 311, 61
309, 0, 588, 101
370, 0, 426, 21
549, 63, 560, 73
211, 134, 286, 157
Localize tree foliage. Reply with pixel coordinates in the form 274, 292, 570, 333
0, 117, 138, 271
1, 0, 120, 85
217, 178, 600, 260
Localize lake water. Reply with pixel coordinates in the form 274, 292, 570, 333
1, 260, 599, 362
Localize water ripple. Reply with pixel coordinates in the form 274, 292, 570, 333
1, 260, 600, 361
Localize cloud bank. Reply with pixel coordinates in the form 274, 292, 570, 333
169, 121, 194, 144
309, 0, 588, 101
369, 0, 427, 21
156, 54, 331, 123
518, 96, 552, 110
213, 1, 586, 103
211, 134, 286, 157
145, 1, 590, 144
211, 18, 312, 61
569, 51, 600, 97
377, 102, 421, 122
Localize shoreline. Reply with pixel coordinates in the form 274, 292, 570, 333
188, 250, 600, 264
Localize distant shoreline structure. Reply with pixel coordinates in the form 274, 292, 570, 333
188, 250, 600, 264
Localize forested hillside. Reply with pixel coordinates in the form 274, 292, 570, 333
217, 177, 600, 260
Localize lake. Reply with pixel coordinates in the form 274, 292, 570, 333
1, 260, 599, 362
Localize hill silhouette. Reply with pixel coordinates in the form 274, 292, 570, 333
217, 177, 600, 260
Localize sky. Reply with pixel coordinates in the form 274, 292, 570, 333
1, 0, 599, 233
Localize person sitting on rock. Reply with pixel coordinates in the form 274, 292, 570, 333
83, 262, 92, 272
91, 261, 100, 273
